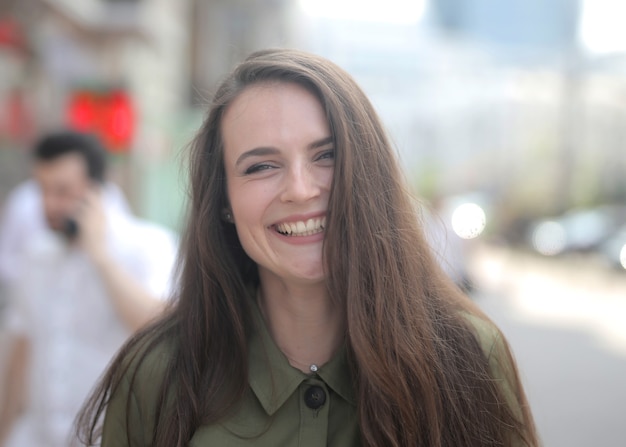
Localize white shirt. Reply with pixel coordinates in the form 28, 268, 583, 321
1, 183, 178, 447
0, 180, 131, 286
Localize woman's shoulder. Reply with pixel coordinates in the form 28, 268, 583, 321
106, 328, 177, 416
460, 310, 520, 392
460, 311, 507, 362
118, 330, 176, 394
458, 311, 535, 445
101, 331, 176, 445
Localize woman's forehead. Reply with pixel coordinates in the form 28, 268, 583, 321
221, 83, 329, 152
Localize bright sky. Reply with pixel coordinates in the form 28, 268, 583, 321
298, 0, 427, 24
579, 0, 626, 54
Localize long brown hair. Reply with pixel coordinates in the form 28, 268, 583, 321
77, 48, 538, 446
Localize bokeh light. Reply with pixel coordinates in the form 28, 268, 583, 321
532, 221, 567, 256
451, 203, 486, 240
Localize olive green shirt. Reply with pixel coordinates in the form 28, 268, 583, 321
101, 301, 523, 446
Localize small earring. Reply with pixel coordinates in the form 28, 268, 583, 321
222, 209, 233, 223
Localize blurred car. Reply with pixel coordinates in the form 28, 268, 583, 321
527, 204, 626, 271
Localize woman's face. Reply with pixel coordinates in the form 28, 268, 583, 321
222, 82, 334, 285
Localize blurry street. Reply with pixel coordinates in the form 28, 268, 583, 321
470, 244, 626, 447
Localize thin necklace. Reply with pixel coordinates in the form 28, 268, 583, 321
284, 353, 320, 374
257, 288, 320, 374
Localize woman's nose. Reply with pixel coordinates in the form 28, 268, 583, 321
280, 163, 320, 203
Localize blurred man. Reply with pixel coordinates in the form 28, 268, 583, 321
0, 131, 178, 447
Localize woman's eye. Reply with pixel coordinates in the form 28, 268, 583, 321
316, 149, 335, 162
244, 164, 269, 175
244, 163, 274, 175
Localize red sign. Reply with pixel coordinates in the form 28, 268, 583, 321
66, 89, 136, 153
0, 17, 25, 52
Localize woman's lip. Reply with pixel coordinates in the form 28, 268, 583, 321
270, 213, 327, 239
271, 223, 326, 244
269, 211, 327, 227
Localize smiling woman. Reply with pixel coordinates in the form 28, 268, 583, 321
76, 48, 539, 447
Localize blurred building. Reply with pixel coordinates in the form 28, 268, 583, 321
2, 0, 626, 231
189, 0, 297, 105
0, 0, 296, 228
431, 0, 580, 51
294, 0, 626, 232
428, 0, 626, 215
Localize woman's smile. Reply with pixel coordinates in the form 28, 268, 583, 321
273, 215, 326, 237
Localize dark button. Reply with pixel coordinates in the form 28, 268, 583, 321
304, 385, 326, 410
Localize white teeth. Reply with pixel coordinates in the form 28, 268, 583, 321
276, 217, 326, 236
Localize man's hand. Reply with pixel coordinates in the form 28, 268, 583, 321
74, 188, 108, 263
71, 189, 166, 331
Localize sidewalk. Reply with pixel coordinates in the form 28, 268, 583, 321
468, 243, 626, 447
469, 243, 626, 356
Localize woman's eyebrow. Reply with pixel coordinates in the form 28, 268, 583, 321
235, 147, 280, 168
309, 136, 334, 150
235, 136, 334, 167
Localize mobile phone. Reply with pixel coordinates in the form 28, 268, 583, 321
62, 217, 79, 239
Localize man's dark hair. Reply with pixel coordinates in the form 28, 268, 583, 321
33, 130, 107, 183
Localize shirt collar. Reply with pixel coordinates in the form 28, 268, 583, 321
247, 292, 356, 416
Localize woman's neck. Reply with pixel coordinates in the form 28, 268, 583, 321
257, 273, 344, 374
